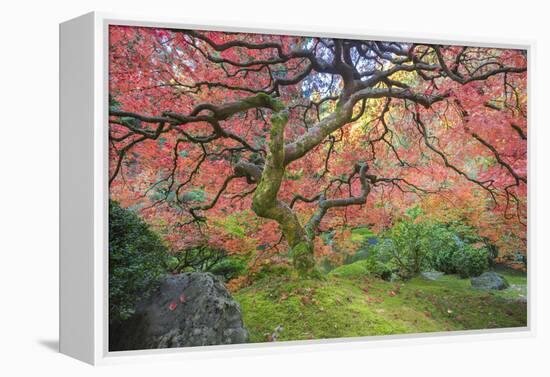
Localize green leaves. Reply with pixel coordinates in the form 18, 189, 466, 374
452, 244, 489, 278
367, 211, 492, 279
109, 200, 169, 323
425, 224, 461, 274
179, 189, 206, 203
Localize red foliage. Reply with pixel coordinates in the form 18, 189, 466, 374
108, 26, 527, 266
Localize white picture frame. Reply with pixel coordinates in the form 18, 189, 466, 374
59, 11, 535, 365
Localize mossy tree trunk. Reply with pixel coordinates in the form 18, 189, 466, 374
251, 108, 316, 274
249, 104, 372, 275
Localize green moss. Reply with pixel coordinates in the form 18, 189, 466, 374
234, 271, 527, 343
350, 227, 376, 243
235, 276, 406, 342
256, 92, 285, 112
497, 269, 528, 285
489, 270, 527, 301
291, 241, 315, 273
328, 260, 370, 278
270, 110, 289, 128
393, 275, 527, 330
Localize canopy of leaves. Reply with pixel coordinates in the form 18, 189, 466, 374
108, 26, 527, 273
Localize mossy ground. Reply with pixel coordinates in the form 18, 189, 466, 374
350, 227, 376, 242
234, 267, 527, 343
328, 260, 371, 278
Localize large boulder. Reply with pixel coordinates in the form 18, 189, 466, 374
470, 272, 510, 290
110, 272, 248, 351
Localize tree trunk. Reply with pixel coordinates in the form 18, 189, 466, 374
250, 107, 316, 274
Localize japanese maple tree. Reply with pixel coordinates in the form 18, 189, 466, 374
109, 26, 527, 274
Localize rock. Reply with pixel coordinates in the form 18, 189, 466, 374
509, 284, 528, 304
421, 271, 444, 281
470, 272, 510, 290
110, 272, 248, 351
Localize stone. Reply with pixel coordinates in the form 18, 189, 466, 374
110, 272, 248, 351
421, 271, 444, 281
509, 284, 528, 304
470, 271, 510, 290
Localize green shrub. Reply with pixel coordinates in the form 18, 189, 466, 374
209, 258, 247, 281
170, 245, 247, 281
365, 208, 490, 279
362, 257, 393, 280
425, 224, 461, 274
424, 222, 490, 277
171, 245, 226, 272
344, 245, 372, 265
371, 208, 431, 278
452, 244, 489, 278
331, 206, 490, 280
109, 200, 169, 323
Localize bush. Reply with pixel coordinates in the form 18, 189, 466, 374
345, 244, 372, 264
445, 222, 498, 266
362, 257, 393, 280
109, 200, 169, 323
452, 244, 489, 278
353, 247, 371, 262
371, 208, 431, 278
170, 245, 247, 281
171, 245, 226, 273
425, 224, 461, 274
209, 258, 247, 281
424, 223, 491, 277
366, 208, 491, 279
331, 206, 491, 280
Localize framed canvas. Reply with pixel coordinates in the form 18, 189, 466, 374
60, 12, 533, 365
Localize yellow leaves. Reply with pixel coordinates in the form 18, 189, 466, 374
347, 98, 387, 142
387, 69, 419, 87
349, 121, 370, 142
439, 116, 455, 131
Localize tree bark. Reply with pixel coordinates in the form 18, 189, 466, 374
250, 107, 315, 274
